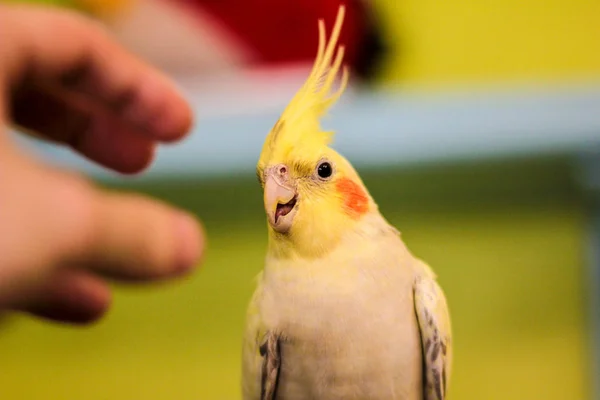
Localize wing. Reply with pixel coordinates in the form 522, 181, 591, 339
259, 331, 282, 400
241, 274, 282, 400
242, 275, 267, 400
413, 262, 452, 400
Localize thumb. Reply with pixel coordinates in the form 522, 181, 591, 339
18, 158, 205, 284
0, 146, 204, 321
74, 189, 205, 281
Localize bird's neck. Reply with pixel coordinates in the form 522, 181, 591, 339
266, 207, 391, 261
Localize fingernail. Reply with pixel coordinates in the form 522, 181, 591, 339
174, 212, 204, 273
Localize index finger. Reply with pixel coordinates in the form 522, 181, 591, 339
0, 4, 193, 142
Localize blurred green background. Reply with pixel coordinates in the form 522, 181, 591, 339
0, 156, 591, 399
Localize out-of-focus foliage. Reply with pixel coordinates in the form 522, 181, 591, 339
0, 157, 590, 399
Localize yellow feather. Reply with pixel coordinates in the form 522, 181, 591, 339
258, 5, 349, 169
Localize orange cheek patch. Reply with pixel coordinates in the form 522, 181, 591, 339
336, 178, 369, 218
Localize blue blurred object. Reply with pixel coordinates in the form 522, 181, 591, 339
15, 81, 600, 182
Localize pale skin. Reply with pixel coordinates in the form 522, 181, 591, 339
0, 4, 204, 324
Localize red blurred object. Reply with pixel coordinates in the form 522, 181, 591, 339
174, 0, 386, 81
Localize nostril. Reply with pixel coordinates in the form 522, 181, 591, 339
279, 165, 287, 175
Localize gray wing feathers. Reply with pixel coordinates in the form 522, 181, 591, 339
414, 273, 452, 400
260, 331, 281, 400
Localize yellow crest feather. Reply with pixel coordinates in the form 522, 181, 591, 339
259, 5, 349, 166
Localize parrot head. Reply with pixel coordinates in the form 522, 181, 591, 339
256, 6, 376, 258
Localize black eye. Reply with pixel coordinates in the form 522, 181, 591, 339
317, 162, 333, 179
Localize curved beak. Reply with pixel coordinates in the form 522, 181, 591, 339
264, 175, 298, 233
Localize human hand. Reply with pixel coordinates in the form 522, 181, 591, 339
0, 4, 204, 324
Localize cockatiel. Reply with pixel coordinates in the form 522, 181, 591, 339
242, 5, 452, 400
